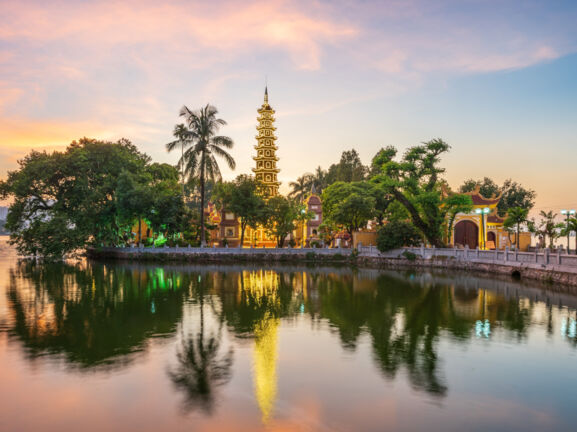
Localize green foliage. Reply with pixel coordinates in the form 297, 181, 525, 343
0, 219, 8, 235
0, 138, 158, 258
167, 104, 236, 245
325, 149, 368, 184
382, 200, 409, 223
459, 177, 500, 198
288, 174, 314, 202
499, 179, 536, 216
504, 207, 529, 250
533, 210, 563, 249
377, 220, 422, 252
371, 139, 471, 247
459, 177, 536, 216
263, 196, 302, 248
561, 217, 577, 252
213, 175, 267, 245
322, 181, 376, 235
401, 250, 418, 261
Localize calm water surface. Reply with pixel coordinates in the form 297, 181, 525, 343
1, 236, 577, 431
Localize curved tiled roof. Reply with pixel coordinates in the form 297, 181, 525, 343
466, 185, 502, 206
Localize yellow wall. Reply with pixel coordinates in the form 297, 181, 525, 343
353, 231, 377, 248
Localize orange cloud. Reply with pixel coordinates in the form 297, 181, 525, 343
0, 117, 115, 180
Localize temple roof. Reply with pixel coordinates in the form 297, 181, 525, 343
466, 185, 502, 207
487, 210, 505, 224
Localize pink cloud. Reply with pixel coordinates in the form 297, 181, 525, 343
0, 0, 356, 71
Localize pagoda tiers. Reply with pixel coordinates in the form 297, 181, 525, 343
253, 87, 280, 196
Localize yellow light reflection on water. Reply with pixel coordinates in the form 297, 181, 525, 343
242, 270, 281, 424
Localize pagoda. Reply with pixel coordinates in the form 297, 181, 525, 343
253, 87, 280, 197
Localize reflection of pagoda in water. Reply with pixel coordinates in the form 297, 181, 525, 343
241, 269, 280, 423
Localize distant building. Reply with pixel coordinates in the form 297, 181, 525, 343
0, 206, 8, 221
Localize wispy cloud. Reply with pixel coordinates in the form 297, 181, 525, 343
0, 0, 356, 71
1, 0, 576, 215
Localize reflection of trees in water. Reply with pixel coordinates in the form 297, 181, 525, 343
213, 269, 300, 423
6, 260, 188, 371
304, 271, 536, 397
168, 273, 233, 414
216, 269, 298, 337
168, 304, 233, 413
5, 259, 555, 404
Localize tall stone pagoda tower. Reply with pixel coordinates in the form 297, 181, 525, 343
253, 87, 280, 196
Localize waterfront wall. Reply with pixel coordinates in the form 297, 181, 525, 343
86, 245, 577, 288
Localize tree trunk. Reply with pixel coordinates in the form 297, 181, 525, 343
392, 189, 444, 247
181, 142, 185, 200
240, 222, 246, 246
199, 154, 206, 247
138, 218, 142, 245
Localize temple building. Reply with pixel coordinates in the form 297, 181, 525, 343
451, 186, 529, 250
206, 87, 324, 248
242, 87, 281, 247
253, 87, 280, 197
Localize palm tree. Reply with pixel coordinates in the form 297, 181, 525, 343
562, 217, 577, 254
288, 174, 313, 202
168, 105, 236, 246
538, 210, 562, 249
166, 123, 190, 199
504, 207, 529, 250
312, 166, 327, 194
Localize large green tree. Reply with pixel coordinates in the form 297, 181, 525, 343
326, 149, 368, 184
213, 175, 267, 246
0, 138, 152, 258
263, 196, 304, 248
167, 104, 235, 246
372, 139, 472, 247
322, 182, 376, 236
459, 177, 535, 216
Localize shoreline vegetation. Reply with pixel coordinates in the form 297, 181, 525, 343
0, 130, 547, 261
86, 246, 577, 291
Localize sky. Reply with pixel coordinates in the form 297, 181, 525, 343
0, 0, 576, 214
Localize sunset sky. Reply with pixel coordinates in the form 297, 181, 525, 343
1, 0, 576, 213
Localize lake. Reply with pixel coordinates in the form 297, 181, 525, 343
1, 236, 576, 431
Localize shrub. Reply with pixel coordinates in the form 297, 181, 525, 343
376, 220, 422, 252
401, 250, 417, 261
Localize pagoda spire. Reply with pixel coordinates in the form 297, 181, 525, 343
253, 87, 280, 196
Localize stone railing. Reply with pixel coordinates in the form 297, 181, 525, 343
92, 244, 577, 272
99, 245, 353, 256
356, 244, 577, 269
